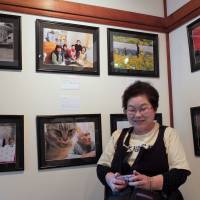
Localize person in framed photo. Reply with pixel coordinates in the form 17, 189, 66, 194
62, 44, 69, 59
73, 124, 96, 158
51, 44, 64, 65
75, 39, 83, 58
97, 81, 191, 200
66, 44, 77, 62
73, 131, 96, 158
76, 47, 87, 66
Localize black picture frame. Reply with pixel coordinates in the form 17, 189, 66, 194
36, 114, 102, 169
0, 115, 24, 172
190, 106, 200, 156
0, 14, 21, 70
36, 19, 99, 75
108, 28, 159, 77
187, 18, 200, 72
110, 113, 162, 134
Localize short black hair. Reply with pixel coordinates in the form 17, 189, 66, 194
122, 81, 159, 111
55, 44, 62, 49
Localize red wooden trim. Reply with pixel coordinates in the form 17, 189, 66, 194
0, 4, 166, 32
0, 0, 200, 32
163, 0, 174, 126
166, 0, 200, 32
166, 33, 174, 127
0, 0, 166, 32
163, 0, 167, 18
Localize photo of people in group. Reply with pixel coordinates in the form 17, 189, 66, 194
43, 28, 94, 68
44, 121, 96, 161
0, 123, 16, 163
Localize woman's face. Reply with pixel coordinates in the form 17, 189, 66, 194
125, 95, 156, 134
57, 47, 62, 52
82, 48, 86, 53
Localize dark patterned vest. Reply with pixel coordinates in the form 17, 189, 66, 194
111, 126, 169, 176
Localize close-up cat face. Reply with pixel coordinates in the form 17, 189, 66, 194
45, 122, 76, 148
45, 122, 77, 161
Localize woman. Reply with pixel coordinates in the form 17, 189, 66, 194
97, 81, 191, 200
76, 47, 87, 66
67, 44, 76, 61
51, 44, 64, 65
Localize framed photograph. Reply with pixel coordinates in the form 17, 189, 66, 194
0, 14, 21, 70
187, 18, 200, 72
0, 115, 24, 172
110, 113, 162, 134
36, 114, 102, 169
108, 28, 159, 77
36, 19, 99, 75
190, 106, 200, 156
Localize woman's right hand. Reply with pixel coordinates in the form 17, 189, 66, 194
105, 172, 128, 192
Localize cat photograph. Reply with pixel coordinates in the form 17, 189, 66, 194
44, 122, 77, 161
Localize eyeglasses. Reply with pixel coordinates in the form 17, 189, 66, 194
126, 105, 152, 115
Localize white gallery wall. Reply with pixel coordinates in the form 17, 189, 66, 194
169, 15, 200, 200
166, 0, 190, 16
0, 4, 169, 200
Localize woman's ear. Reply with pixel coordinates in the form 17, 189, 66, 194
123, 109, 127, 114
154, 108, 158, 112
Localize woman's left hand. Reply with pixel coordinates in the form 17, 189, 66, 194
128, 170, 151, 190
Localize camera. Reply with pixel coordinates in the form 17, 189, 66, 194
117, 174, 132, 182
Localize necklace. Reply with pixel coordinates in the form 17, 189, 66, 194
122, 131, 135, 152
123, 143, 134, 152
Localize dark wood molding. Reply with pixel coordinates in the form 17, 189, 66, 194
0, 0, 166, 32
0, 0, 200, 32
163, 0, 167, 18
165, 34, 174, 127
